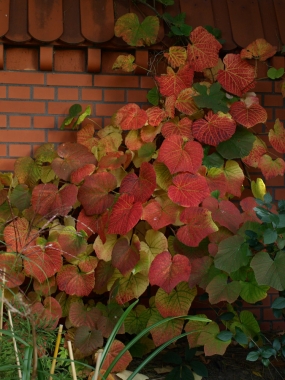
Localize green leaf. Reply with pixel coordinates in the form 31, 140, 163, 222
251, 251, 285, 290
267, 67, 284, 79
114, 13, 159, 46
190, 360, 208, 377
206, 274, 241, 304
271, 297, 285, 309
10, 184, 31, 212
166, 365, 194, 380
69, 104, 82, 117
246, 351, 260, 361
193, 82, 229, 113
254, 206, 279, 225
138, 142, 156, 158
240, 279, 269, 304
22, 346, 33, 380
163, 351, 182, 365
214, 236, 249, 273
147, 87, 159, 106
263, 228, 278, 244
234, 327, 248, 345
219, 312, 235, 321
75, 105, 91, 128
156, 0, 174, 5
203, 151, 224, 169
262, 347, 276, 359
273, 338, 281, 351
217, 330, 233, 341
216, 126, 255, 159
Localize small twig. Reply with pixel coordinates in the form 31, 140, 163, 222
67, 341, 77, 380
8, 309, 22, 380
49, 324, 63, 380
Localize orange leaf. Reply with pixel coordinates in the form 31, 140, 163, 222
230, 94, 267, 128
114, 103, 148, 130
269, 118, 285, 153
146, 106, 166, 126
242, 137, 267, 168
161, 117, 193, 140
175, 88, 199, 116
240, 38, 277, 61
101, 340, 132, 372
156, 64, 194, 97
164, 46, 187, 68
258, 154, 285, 179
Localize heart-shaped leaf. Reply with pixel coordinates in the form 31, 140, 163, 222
74, 326, 103, 356
57, 264, 95, 296
112, 237, 140, 275
69, 299, 101, 328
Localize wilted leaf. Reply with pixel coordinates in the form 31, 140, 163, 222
241, 39, 277, 61
112, 54, 137, 72
114, 13, 159, 47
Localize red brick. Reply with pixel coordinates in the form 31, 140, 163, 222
34, 116, 55, 129
127, 90, 148, 103
275, 108, 285, 119
104, 89, 125, 102
93, 75, 139, 88
272, 321, 285, 330
255, 61, 269, 78
33, 87, 55, 100
54, 50, 86, 72
9, 144, 32, 157
271, 56, 285, 69
48, 131, 77, 143
0, 101, 45, 114
0, 145, 6, 156
8, 86, 30, 99
48, 102, 92, 115
47, 73, 92, 86
140, 76, 155, 89
0, 86, 6, 98
0, 115, 7, 128
9, 116, 31, 128
275, 189, 285, 200
253, 81, 273, 93
58, 88, 79, 100
263, 308, 282, 321
264, 108, 273, 120
81, 89, 102, 101
266, 175, 285, 187
0, 130, 44, 142
275, 81, 283, 93
96, 103, 124, 116
264, 95, 284, 107
0, 159, 16, 171
6, 48, 38, 71
252, 123, 264, 134
0, 72, 44, 85
259, 322, 271, 331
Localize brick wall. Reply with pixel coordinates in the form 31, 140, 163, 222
0, 47, 285, 330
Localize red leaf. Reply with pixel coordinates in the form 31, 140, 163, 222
24, 242, 62, 283
101, 340, 132, 372
0, 253, 24, 288
177, 207, 218, 247
107, 194, 143, 235
217, 54, 256, 96
77, 124, 99, 151
56, 264, 95, 296
155, 64, 194, 97
52, 142, 97, 181
69, 300, 100, 328
78, 172, 117, 215
158, 136, 203, 174
240, 39, 277, 61
33, 276, 57, 297
149, 251, 191, 293
242, 137, 267, 168
269, 119, 285, 153
164, 95, 176, 118
32, 183, 78, 217
94, 261, 115, 293
175, 88, 199, 116
192, 111, 236, 146
119, 162, 156, 203
77, 210, 108, 240
4, 218, 37, 253
31, 297, 62, 329
74, 326, 103, 356
222, 160, 244, 197
70, 164, 96, 184
146, 106, 166, 126
203, 197, 242, 233
200, 167, 227, 197
230, 99, 267, 128
168, 173, 210, 207
258, 154, 285, 179
240, 197, 261, 224
112, 237, 140, 275
98, 152, 127, 170
142, 196, 182, 230
161, 117, 193, 140
187, 26, 222, 71
114, 103, 148, 130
